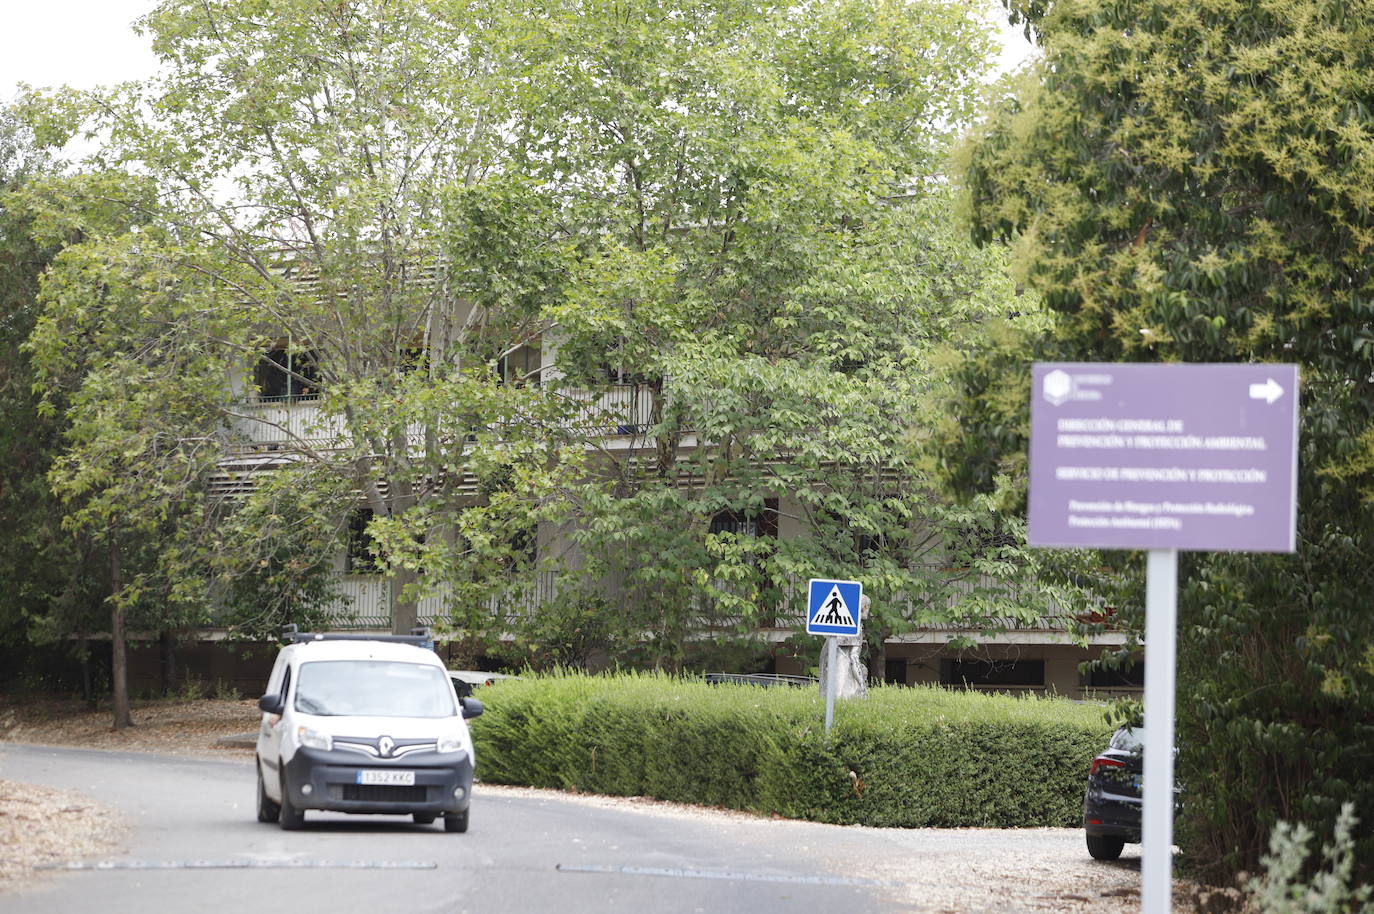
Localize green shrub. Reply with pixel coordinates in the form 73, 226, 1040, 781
1245, 803, 1373, 914
471, 673, 1112, 827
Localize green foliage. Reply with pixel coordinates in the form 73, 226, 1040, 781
495, 0, 1065, 661
959, 0, 1374, 883
0, 107, 81, 648
18, 0, 580, 635
472, 673, 1111, 826
1245, 804, 1373, 914
208, 466, 349, 640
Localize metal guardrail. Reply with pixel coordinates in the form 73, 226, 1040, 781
704, 673, 819, 688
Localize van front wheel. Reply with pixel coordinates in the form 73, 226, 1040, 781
256, 762, 280, 823
443, 809, 468, 833
279, 774, 306, 830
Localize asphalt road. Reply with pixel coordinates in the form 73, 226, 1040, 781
0, 743, 1141, 914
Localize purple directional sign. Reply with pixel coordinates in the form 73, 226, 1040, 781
1029, 363, 1299, 552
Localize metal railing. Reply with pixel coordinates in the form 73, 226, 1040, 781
311, 566, 1088, 638
225, 384, 658, 450
555, 385, 657, 437
320, 572, 559, 630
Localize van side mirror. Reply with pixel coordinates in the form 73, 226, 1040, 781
459, 697, 484, 720
258, 693, 285, 715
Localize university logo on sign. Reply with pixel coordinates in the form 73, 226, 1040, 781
806, 579, 862, 637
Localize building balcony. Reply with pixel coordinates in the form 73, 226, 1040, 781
223, 384, 659, 452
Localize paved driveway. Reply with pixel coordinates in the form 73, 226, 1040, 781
0, 743, 1142, 913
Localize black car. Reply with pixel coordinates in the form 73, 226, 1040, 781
1083, 726, 1143, 860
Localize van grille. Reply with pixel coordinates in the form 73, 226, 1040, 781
335, 785, 429, 803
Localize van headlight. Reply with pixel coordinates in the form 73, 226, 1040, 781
297, 726, 333, 751
437, 734, 467, 754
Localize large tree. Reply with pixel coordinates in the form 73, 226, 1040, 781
962, 0, 1374, 880
470, 0, 1073, 671
0, 108, 122, 705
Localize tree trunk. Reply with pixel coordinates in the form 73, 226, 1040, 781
110, 543, 133, 730
386, 476, 420, 636
390, 565, 420, 635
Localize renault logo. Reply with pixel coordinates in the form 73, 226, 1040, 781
378, 736, 395, 758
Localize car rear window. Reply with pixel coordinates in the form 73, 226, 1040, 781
1109, 727, 1144, 752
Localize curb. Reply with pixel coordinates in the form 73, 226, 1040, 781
215, 732, 257, 748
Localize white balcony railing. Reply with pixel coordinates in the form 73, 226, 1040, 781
229, 399, 343, 448
226, 384, 659, 451
557, 385, 656, 436
322, 572, 560, 631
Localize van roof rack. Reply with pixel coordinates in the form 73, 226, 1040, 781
280, 624, 433, 647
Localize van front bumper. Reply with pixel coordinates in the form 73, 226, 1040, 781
282, 747, 473, 816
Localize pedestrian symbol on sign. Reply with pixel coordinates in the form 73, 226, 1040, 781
813, 586, 855, 628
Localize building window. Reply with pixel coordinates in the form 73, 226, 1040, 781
600, 335, 650, 386
709, 499, 779, 539
1086, 661, 1145, 688
346, 509, 380, 575
503, 524, 537, 569
857, 532, 888, 564
602, 364, 649, 386
256, 345, 320, 403
884, 659, 908, 685
497, 345, 542, 386
940, 659, 1045, 689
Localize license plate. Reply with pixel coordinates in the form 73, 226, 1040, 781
357, 769, 415, 786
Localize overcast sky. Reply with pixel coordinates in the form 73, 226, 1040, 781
1, 1, 159, 100
1, 0, 1034, 103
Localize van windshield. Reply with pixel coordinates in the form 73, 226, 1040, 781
294, 661, 457, 718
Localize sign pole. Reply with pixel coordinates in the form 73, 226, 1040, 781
823, 636, 837, 736
806, 578, 862, 739
1141, 548, 1178, 914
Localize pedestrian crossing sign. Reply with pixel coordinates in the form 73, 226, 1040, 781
806, 578, 863, 637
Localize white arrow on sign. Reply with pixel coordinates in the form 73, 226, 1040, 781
1248, 378, 1284, 404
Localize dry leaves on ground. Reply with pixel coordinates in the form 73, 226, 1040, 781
0, 698, 259, 757
0, 779, 124, 894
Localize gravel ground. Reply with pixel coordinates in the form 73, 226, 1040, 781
0, 778, 125, 894
0, 697, 1245, 911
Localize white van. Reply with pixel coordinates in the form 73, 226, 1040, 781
254, 627, 482, 832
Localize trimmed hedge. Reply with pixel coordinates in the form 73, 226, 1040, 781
470, 673, 1113, 827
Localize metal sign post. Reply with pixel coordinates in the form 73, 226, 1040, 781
1028, 362, 1299, 914
806, 578, 863, 738
823, 637, 838, 736
1142, 549, 1178, 914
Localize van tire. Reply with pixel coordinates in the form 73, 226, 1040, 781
443, 809, 469, 833
279, 774, 306, 830
256, 762, 280, 823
